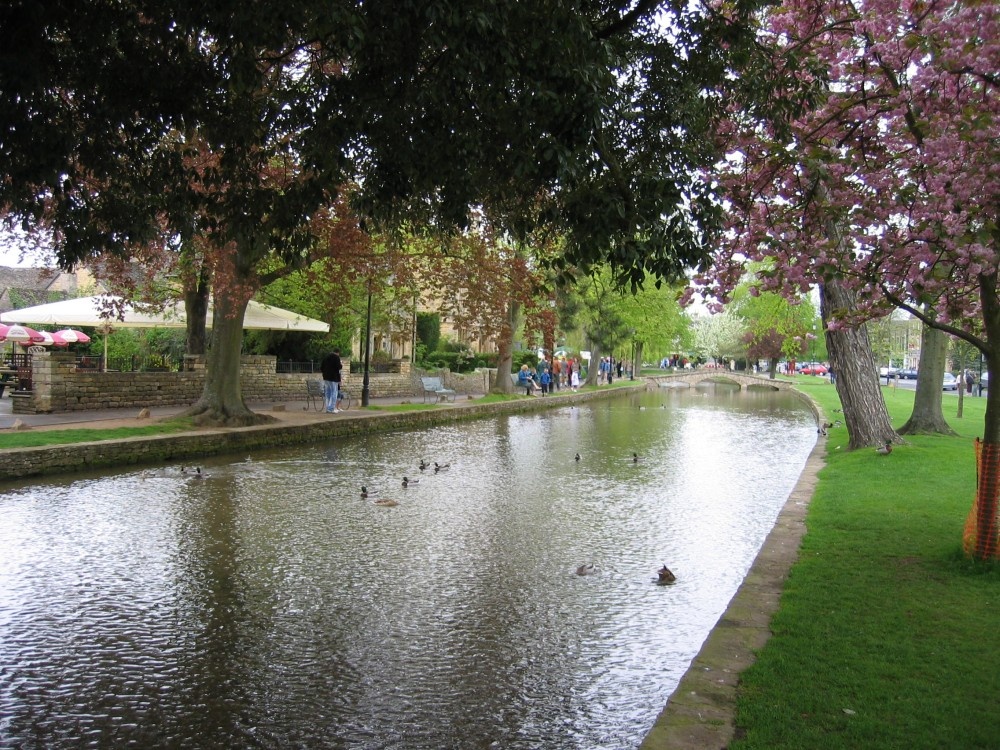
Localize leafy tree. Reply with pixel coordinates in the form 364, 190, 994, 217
415, 313, 441, 357
697, 0, 1000, 556
693, 312, 746, 367
729, 285, 817, 377
2, 1, 776, 424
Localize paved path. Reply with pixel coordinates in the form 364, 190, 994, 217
0, 393, 416, 430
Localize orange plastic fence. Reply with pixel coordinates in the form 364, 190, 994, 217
965, 439, 1000, 560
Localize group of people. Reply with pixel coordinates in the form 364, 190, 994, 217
517, 356, 581, 396
597, 356, 629, 384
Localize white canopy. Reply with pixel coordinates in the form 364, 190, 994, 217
0, 295, 329, 332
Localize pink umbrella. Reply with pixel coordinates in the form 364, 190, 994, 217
54, 328, 92, 344
37, 330, 69, 347
0, 324, 45, 344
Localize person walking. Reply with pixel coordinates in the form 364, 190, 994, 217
321, 348, 343, 413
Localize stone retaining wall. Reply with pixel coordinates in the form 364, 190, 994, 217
0, 386, 630, 481
17, 353, 481, 414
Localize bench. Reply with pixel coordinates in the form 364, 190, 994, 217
421, 376, 456, 403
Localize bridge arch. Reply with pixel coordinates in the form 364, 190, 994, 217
647, 371, 791, 392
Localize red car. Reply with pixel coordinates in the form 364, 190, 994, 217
799, 363, 829, 375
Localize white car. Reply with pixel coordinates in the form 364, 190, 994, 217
943, 372, 958, 391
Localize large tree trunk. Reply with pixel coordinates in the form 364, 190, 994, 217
899, 321, 955, 435
822, 279, 898, 450
490, 298, 519, 394
968, 273, 1000, 560
183, 269, 210, 356
633, 341, 644, 380
183, 294, 276, 427
585, 341, 602, 386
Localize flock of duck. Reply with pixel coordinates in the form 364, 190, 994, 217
361, 451, 675, 584
360, 459, 452, 507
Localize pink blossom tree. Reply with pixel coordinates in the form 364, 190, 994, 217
697, 0, 1000, 558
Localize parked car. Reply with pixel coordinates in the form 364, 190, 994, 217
800, 363, 829, 375
982, 372, 989, 391
943, 372, 958, 391
879, 365, 900, 378
898, 368, 919, 380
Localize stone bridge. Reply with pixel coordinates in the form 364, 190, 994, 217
647, 370, 792, 391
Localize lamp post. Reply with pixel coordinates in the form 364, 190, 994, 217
361, 285, 373, 407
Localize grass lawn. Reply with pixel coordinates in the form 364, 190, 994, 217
731, 380, 1000, 750
0, 419, 198, 449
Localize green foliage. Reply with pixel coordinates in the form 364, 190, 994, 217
416, 313, 441, 353
512, 350, 539, 371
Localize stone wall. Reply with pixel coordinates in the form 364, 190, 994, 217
17, 352, 456, 414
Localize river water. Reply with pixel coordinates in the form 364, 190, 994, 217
0, 385, 816, 749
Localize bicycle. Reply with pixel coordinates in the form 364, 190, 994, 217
337, 389, 353, 411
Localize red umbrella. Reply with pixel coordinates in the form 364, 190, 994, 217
54, 328, 92, 344
0, 324, 45, 344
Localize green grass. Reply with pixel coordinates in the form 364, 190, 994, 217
731, 380, 1000, 750
0, 418, 197, 449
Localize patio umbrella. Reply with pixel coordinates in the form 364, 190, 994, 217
0, 323, 46, 364
0, 323, 45, 344
54, 328, 91, 344
36, 330, 69, 347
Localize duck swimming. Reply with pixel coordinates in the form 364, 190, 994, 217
631, 453, 644, 462
419, 459, 429, 471
576, 564, 597, 576
402, 476, 419, 487
373, 498, 399, 507
361, 486, 369, 498
434, 462, 450, 473
574, 452, 581, 462
656, 564, 676, 584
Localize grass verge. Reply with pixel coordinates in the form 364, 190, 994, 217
0, 418, 197, 449
731, 380, 1000, 750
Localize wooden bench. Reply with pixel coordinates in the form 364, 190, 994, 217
421, 376, 456, 403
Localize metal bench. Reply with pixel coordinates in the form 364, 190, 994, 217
421, 376, 456, 403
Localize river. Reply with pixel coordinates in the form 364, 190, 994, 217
0, 384, 816, 749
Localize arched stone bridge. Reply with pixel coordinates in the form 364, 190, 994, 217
646, 371, 792, 391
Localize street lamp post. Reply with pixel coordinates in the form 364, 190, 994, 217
361, 286, 373, 407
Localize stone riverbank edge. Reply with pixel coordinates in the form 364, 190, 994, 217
0, 383, 826, 750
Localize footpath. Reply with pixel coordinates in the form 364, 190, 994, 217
0, 382, 826, 750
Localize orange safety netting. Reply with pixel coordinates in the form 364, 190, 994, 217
965, 439, 1000, 560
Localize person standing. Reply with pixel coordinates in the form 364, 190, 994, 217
321, 348, 343, 413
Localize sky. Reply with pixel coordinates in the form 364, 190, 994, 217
0, 230, 55, 268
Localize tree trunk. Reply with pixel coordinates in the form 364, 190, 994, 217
183, 294, 276, 427
633, 341, 644, 380
585, 341, 602, 386
768, 357, 778, 379
183, 271, 210, 356
822, 280, 898, 450
968, 273, 1000, 560
490, 298, 519, 394
899, 322, 956, 435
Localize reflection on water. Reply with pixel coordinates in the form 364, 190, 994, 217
0, 386, 815, 749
